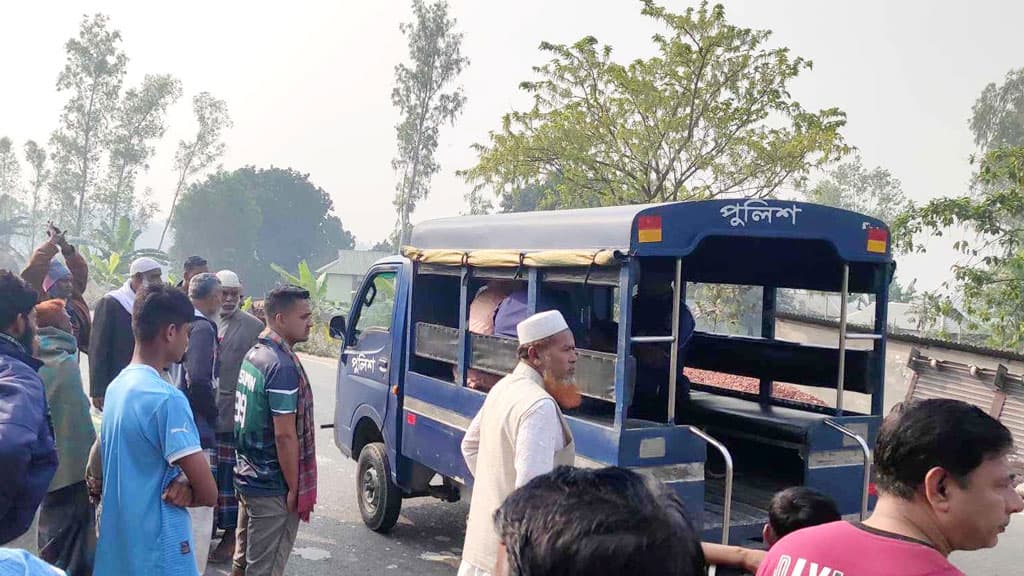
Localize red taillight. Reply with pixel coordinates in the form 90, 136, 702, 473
406, 413, 417, 426
868, 482, 878, 496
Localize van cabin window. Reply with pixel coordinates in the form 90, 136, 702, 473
351, 272, 397, 342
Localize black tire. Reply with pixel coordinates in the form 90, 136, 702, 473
356, 442, 402, 533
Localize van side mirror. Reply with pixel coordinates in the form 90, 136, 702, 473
329, 315, 347, 340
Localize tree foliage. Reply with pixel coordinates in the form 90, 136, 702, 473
101, 74, 182, 227
894, 147, 1024, 350
0, 137, 25, 265
172, 167, 356, 297
802, 155, 911, 226
48, 14, 128, 234
462, 1, 848, 210
392, 0, 468, 246
970, 68, 1024, 151
0, 137, 22, 200
159, 92, 232, 249
23, 141, 49, 248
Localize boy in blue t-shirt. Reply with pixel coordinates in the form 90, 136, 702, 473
94, 285, 217, 576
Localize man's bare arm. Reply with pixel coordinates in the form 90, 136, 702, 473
273, 413, 300, 512
172, 451, 217, 507
702, 542, 765, 574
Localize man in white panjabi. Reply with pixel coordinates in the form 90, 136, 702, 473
458, 310, 582, 576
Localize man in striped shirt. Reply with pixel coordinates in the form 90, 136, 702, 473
233, 286, 313, 576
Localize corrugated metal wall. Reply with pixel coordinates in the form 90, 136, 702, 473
907, 349, 1024, 471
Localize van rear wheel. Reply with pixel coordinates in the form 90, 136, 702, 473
356, 442, 402, 533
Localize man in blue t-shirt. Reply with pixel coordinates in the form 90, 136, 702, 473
94, 284, 217, 576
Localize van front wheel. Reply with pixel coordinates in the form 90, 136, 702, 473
356, 442, 402, 533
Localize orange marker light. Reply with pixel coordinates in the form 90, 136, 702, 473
867, 228, 888, 254
637, 215, 663, 243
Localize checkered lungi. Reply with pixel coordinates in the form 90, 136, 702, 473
216, 433, 239, 530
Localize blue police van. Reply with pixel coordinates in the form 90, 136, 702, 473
328, 199, 892, 546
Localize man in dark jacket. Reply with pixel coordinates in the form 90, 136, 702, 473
0, 270, 58, 545
21, 224, 91, 352
178, 272, 223, 572
88, 257, 163, 410
177, 255, 209, 290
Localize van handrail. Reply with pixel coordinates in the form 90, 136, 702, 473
686, 426, 733, 545
825, 420, 872, 520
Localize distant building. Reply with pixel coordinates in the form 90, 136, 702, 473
317, 249, 392, 306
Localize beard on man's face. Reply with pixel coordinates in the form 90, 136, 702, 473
542, 370, 583, 410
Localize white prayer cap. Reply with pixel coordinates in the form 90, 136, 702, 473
516, 310, 570, 345
217, 270, 242, 288
129, 257, 161, 276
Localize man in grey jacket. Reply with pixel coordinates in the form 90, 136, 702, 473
209, 270, 264, 564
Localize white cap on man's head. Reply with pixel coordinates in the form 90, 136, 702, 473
217, 270, 242, 288
516, 310, 569, 345
129, 257, 161, 276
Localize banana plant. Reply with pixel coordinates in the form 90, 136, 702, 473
73, 216, 170, 268
270, 259, 338, 320
83, 250, 124, 292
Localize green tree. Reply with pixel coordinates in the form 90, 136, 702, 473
172, 167, 356, 296
159, 92, 232, 249
100, 74, 182, 228
0, 137, 25, 263
466, 175, 561, 215
888, 276, 918, 303
894, 147, 1024, 350
0, 213, 27, 270
0, 137, 21, 200
48, 14, 128, 234
23, 141, 49, 248
371, 239, 397, 253
970, 68, 1024, 151
392, 0, 468, 246
171, 169, 261, 286
802, 155, 911, 226
462, 1, 848, 210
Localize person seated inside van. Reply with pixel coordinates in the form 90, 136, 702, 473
458, 281, 516, 392
493, 288, 580, 340
630, 276, 695, 421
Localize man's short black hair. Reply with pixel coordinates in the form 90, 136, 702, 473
264, 284, 310, 319
768, 486, 841, 538
132, 284, 195, 343
874, 398, 1014, 499
494, 466, 705, 576
183, 255, 208, 272
0, 270, 38, 329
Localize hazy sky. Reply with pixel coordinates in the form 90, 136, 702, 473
3, 0, 1021, 290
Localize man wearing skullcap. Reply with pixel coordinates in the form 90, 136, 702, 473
458, 310, 581, 576
208, 270, 264, 565
88, 257, 164, 410
21, 224, 91, 352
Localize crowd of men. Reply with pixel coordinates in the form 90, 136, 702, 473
1, 224, 1023, 576
1, 226, 315, 576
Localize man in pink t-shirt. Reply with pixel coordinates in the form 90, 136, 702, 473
758, 399, 1023, 576
461, 282, 515, 392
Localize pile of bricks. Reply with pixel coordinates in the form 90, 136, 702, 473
683, 368, 827, 407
